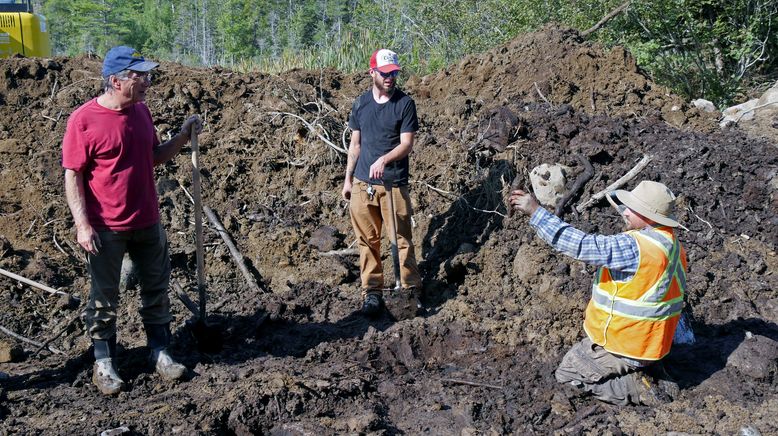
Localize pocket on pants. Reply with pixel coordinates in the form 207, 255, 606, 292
563, 341, 610, 383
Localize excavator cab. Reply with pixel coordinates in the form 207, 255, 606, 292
0, 0, 51, 58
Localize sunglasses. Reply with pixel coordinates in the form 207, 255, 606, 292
375, 70, 399, 78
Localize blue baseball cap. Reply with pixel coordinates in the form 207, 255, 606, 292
102, 46, 159, 77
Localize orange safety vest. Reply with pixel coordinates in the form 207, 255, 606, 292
583, 226, 687, 361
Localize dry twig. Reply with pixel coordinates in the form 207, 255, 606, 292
533, 82, 552, 108
555, 154, 594, 217
576, 154, 652, 212
52, 232, 68, 256
41, 113, 59, 123
318, 248, 359, 257
24, 218, 37, 237
268, 111, 347, 155
415, 181, 508, 218
0, 324, 63, 354
441, 377, 503, 390
180, 182, 269, 295
0, 267, 75, 300
688, 206, 713, 229
172, 280, 200, 318
581, 1, 631, 37
32, 308, 83, 357
733, 101, 778, 123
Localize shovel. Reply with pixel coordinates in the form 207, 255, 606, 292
381, 179, 418, 320
187, 125, 222, 353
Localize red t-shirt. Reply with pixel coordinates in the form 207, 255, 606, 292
62, 98, 161, 231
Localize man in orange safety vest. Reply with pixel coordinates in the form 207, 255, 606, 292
510, 180, 687, 406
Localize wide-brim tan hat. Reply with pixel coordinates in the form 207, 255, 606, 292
606, 180, 680, 227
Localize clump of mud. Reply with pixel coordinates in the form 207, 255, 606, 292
0, 25, 776, 434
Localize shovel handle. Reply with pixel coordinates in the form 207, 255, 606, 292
383, 180, 402, 291
191, 125, 206, 320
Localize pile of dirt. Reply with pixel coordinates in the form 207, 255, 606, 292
1, 25, 776, 434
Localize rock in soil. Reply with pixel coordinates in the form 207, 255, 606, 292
0, 340, 23, 363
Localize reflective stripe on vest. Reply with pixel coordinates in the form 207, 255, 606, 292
583, 226, 687, 360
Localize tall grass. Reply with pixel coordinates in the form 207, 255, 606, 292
230, 30, 386, 75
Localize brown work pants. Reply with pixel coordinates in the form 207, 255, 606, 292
349, 180, 422, 297
555, 337, 644, 406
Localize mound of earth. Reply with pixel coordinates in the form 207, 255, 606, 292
0, 25, 776, 434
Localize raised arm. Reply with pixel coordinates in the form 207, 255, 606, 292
153, 115, 202, 165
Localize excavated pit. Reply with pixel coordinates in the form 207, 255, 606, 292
0, 25, 777, 434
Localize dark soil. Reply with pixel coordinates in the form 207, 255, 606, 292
1, 25, 777, 435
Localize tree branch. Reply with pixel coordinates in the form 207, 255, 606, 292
268, 111, 348, 155
555, 154, 594, 217
576, 154, 652, 212
581, 1, 632, 38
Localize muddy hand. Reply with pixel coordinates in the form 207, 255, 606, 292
182, 115, 203, 138
509, 189, 539, 217
507, 176, 522, 217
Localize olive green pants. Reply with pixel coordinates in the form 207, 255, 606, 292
85, 223, 172, 340
555, 337, 643, 406
349, 180, 422, 297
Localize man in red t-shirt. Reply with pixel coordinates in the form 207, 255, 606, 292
62, 46, 201, 396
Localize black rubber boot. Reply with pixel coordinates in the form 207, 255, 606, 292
144, 323, 186, 381
361, 293, 382, 317
92, 336, 117, 360
92, 336, 124, 395
144, 323, 172, 351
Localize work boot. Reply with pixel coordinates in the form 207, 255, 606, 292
92, 358, 125, 395
151, 348, 187, 381
631, 371, 674, 406
361, 293, 382, 317
647, 362, 680, 398
145, 323, 186, 381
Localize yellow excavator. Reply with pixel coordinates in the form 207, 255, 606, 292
0, 0, 50, 58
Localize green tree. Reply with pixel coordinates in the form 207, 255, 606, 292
611, 0, 778, 104
217, 0, 261, 61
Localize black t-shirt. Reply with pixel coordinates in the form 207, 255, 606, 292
348, 88, 418, 186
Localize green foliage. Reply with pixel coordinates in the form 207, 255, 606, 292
217, 0, 260, 60
37, 0, 777, 104
604, 0, 778, 105
134, 0, 177, 59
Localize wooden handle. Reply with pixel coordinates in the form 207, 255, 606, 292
191, 125, 206, 319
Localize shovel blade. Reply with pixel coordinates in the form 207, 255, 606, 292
383, 287, 420, 321
189, 318, 223, 353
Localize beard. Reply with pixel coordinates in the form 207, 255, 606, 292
373, 75, 395, 93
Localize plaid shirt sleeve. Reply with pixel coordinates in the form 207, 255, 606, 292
528, 207, 639, 274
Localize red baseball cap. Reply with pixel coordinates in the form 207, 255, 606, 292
370, 49, 401, 73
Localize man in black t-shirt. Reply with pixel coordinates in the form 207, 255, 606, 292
341, 48, 422, 316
